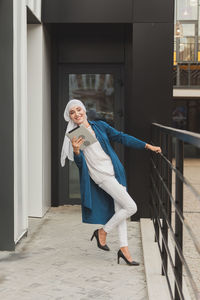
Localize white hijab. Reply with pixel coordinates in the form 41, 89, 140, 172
60, 99, 87, 166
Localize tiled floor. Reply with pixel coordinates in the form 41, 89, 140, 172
0, 206, 148, 300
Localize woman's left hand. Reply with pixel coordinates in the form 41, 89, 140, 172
145, 144, 162, 153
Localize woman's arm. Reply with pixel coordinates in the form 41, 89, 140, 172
72, 136, 84, 168
74, 152, 83, 168
145, 143, 162, 153
99, 121, 161, 152
100, 121, 146, 149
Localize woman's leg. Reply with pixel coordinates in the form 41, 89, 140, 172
97, 176, 137, 261
98, 198, 128, 248
114, 199, 128, 247
98, 176, 137, 235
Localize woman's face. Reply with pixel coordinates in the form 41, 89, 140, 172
69, 106, 86, 125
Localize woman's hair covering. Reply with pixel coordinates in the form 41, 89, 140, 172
60, 99, 87, 165
63, 99, 86, 122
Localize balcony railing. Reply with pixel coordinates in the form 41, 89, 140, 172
173, 63, 200, 87
150, 123, 200, 300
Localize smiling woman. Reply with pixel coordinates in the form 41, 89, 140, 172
69, 106, 85, 124
60, 99, 161, 266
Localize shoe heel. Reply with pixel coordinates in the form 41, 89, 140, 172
117, 251, 120, 264
91, 232, 95, 241
117, 249, 140, 266
90, 229, 110, 251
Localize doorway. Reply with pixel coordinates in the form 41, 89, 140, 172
55, 64, 124, 205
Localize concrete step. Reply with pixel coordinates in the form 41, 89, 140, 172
140, 218, 192, 300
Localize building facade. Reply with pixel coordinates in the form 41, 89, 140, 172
0, 0, 174, 250
173, 0, 200, 138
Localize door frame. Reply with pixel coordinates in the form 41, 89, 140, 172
54, 63, 125, 206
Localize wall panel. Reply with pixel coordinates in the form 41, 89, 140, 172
133, 0, 174, 23
42, 0, 132, 23
127, 22, 173, 218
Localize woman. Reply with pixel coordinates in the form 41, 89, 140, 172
61, 99, 161, 266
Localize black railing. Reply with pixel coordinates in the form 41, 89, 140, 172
150, 123, 200, 300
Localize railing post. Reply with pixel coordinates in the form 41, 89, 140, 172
188, 63, 191, 87
175, 139, 184, 300
167, 135, 172, 226
150, 124, 155, 220
177, 63, 180, 87
154, 127, 161, 243
161, 133, 168, 276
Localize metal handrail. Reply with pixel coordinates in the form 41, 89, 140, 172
151, 123, 200, 300
159, 152, 200, 206
152, 123, 200, 148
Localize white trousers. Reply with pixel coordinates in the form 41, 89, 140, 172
96, 176, 137, 247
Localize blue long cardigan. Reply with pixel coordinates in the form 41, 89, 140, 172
74, 120, 146, 225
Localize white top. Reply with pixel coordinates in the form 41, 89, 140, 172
83, 125, 115, 183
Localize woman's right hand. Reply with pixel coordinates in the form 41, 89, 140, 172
71, 136, 84, 155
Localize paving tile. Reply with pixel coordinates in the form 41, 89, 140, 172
0, 205, 148, 300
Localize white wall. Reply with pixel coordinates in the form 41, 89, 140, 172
42, 26, 51, 215
26, 0, 41, 22
27, 24, 51, 217
13, 0, 51, 244
27, 25, 43, 217
13, 0, 28, 243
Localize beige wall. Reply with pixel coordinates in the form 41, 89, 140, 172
27, 24, 51, 217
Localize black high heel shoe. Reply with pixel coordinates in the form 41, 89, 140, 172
91, 229, 110, 251
117, 249, 140, 266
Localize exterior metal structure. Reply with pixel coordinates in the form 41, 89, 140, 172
42, 0, 174, 218
0, 0, 15, 250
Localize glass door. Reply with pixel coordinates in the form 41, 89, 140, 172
59, 65, 124, 204
69, 73, 115, 201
